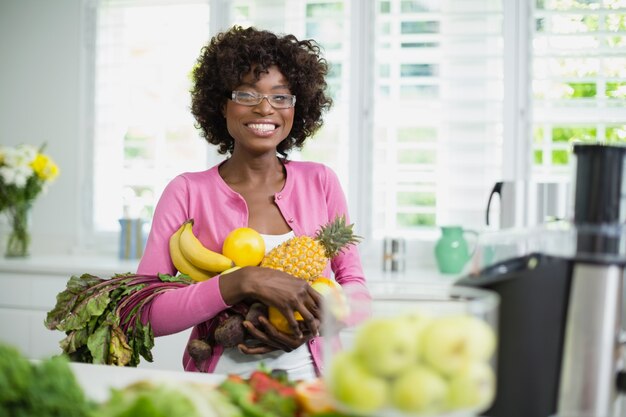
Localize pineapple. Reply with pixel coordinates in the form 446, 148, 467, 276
260, 216, 361, 282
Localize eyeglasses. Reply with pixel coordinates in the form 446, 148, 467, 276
231, 91, 296, 109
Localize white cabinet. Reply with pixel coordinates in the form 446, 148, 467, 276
0, 256, 190, 371
0, 271, 68, 359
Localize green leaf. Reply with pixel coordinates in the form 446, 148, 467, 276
59, 328, 89, 354
257, 390, 298, 417
27, 355, 93, 417
57, 290, 111, 332
0, 343, 34, 407
158, 273, 193, 284
87, 324, 111, 364
45, 274, 104, 330
46, 273, 194, 368
109, 325, 133, 366
136, 321, 155, 363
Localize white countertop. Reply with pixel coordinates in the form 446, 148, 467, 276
69, 362, 226, 403
0, 254, 140, 277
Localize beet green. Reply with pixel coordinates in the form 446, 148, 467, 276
45, 273, 192, 367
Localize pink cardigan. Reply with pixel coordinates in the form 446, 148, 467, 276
137, 159, 370, 375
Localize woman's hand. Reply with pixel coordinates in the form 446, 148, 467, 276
237, 315, 321, 354
219, 266, 323, 338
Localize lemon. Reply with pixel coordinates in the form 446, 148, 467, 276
268, 305, 303, 334
222, 227, 265, 267
268, 277, 343, 334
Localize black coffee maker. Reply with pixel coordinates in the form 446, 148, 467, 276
457, 144, 626, 417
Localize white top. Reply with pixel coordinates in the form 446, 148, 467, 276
213, 230, 317, 381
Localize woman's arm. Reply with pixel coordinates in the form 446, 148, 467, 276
137, 175, 191, 277
138, 175, 231, 336
143, 276, 229, 336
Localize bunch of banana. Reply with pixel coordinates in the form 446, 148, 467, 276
169, 219, 234, 282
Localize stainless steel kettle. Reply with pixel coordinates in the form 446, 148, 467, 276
458, 144, 626, 417
485, 180, 523, 229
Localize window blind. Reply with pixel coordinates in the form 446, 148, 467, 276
532, 0, 626, 181
371, 0, 505, 236
91, 0, 507, 242
92, 0, 211, 231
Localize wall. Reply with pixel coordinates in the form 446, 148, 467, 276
0, 0, 84, 255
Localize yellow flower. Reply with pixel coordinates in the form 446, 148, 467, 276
30, 153, 59, 181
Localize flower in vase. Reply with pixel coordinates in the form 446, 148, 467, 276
0, 143, 60, 257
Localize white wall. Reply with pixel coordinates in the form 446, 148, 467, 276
0, 0, 84, 255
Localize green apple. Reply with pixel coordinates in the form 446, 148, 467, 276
401, 311, 433, 360
390, 364, 448, 414
447, 361, 496, 411
421, 314, 496, 376
353, 317, 419, 377
328, 351, 388, 414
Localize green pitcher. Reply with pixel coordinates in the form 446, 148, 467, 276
434, 226, 478, 274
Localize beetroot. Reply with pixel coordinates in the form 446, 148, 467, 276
245, 302, 268, 327
214, 314, 246, 347
187, 338, 213, 371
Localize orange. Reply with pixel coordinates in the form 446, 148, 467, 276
222, 227, 265, 267
295, 378, 335, 415
268, 305, 303, 334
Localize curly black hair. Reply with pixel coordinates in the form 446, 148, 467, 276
190, 26, 333, 157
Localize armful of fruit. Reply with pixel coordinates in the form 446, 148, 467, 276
187, 271, 350, 368
176, 217, 359, 367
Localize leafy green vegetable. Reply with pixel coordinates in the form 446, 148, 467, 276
0, 344, 33, 408
93, 381, 197, 417
0, 343, 94, 417
45, 273, 192, 366
93, 380, 242, 417
255, 390, 298, 417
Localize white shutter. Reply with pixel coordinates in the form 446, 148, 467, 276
92, 0, 211, 232
531, 0, 626, 181
371, 0, 505, 237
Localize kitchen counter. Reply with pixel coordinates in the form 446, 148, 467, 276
0, 254, 142, 277
0, 253, 455, 282
0, 253, 460, 371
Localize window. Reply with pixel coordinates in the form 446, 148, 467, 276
92, 1, 211, 232
532, 0, 626, 180
88, 0, 626, 262
371, 0, 504, 238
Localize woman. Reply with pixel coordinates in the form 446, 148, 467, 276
137, 25, 369, 380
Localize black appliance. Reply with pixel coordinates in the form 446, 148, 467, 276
457, 144, 626, 417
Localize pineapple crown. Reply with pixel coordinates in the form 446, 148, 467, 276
315, 215, 362, 258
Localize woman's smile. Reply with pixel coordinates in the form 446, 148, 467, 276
246, 121, 279, 137
225, 66, 295, 153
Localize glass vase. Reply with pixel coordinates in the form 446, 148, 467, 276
5, 202, 32, 258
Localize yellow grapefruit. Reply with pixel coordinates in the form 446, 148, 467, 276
222, 227, 265, 267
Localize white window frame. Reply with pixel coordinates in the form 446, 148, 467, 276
78, 0, 532, 268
